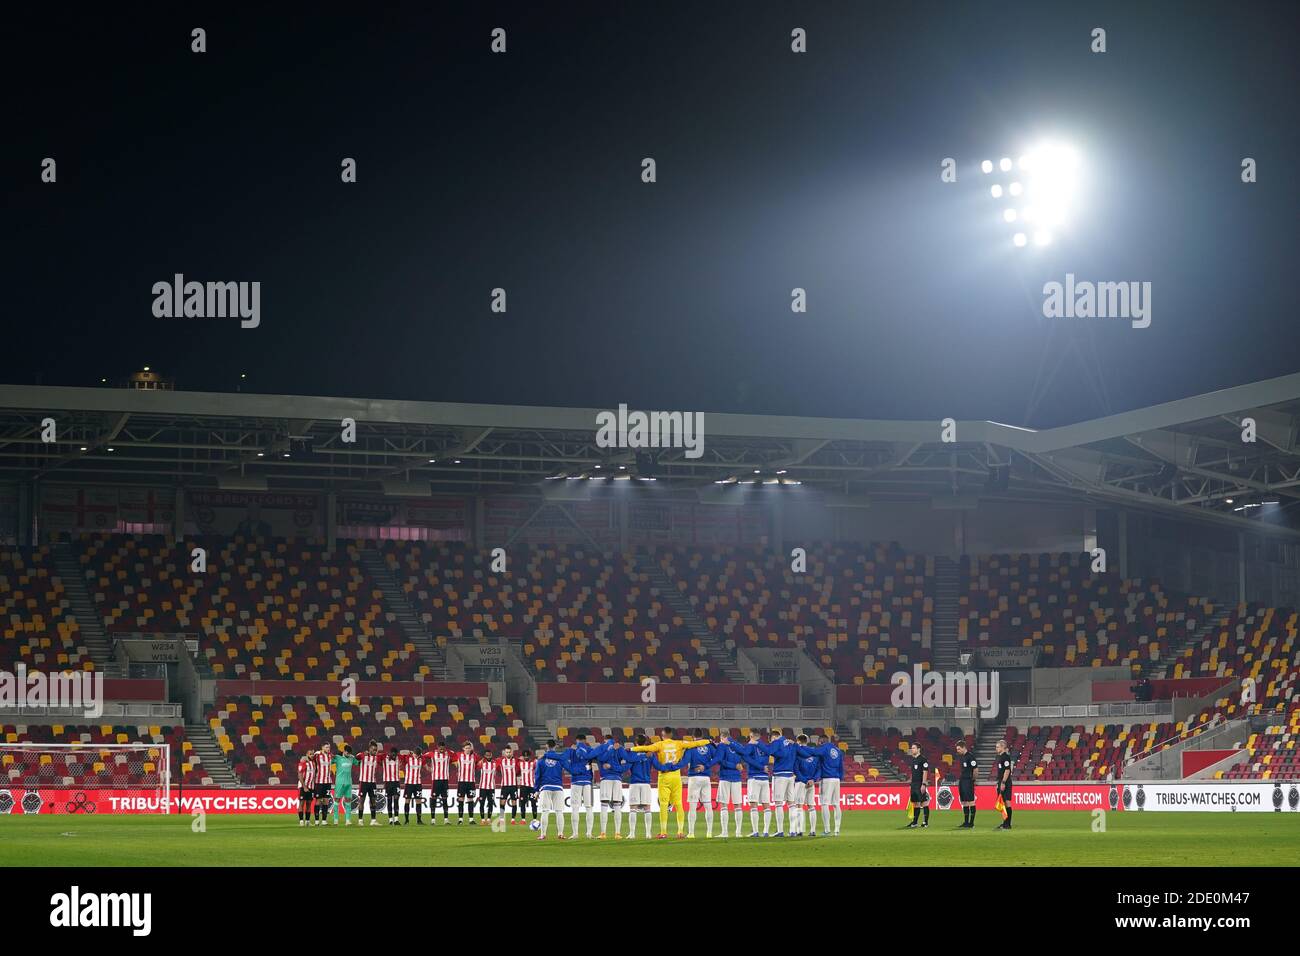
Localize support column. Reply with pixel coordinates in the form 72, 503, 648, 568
172, 486, 186, 545
325, 491, 338, 550
1117, 510, 1129, 578
1238, 531, 1247, 604
1083, 506, 1098, 554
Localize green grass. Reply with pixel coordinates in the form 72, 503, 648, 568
3, 811, 1299, 866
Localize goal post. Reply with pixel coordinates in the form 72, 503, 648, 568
0, 742, 171, 814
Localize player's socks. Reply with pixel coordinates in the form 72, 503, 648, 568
627, 811, 637, 838
923, 807, 930, 825
704, 809, 713, 838
719, 808, 729, 836
749, 808, 759, 835
763, 808, 772, 835
687, 810, 696, 838
834, 806, 842, 835
1005, 807, 1013, 827
643, 811, 653, 837
911, 807, 921, 826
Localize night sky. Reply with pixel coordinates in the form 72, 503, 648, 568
7, 1, 1299, 427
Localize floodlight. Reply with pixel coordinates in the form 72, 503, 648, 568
999, 157, 1012, 171
1003, 208, 1017, 222
990, 184, 1003, 198
1033, 230, 1052, 246
1013, 232, 1027, 247
981, 160, 993, 174
1008, 181, 1023, 196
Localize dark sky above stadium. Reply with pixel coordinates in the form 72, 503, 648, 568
7, 1, 1299, 427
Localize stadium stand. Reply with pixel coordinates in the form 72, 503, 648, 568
0, 545, 95, 672
70, 534, 422, 681
959, 552, 1205, 670
652, 542, 935, 683
206, 694, 525, 786
378, 541, 714, 681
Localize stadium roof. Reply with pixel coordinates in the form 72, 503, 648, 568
2, 373, 1298, 536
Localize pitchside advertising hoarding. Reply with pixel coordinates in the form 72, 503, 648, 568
4, 783, 1296, 815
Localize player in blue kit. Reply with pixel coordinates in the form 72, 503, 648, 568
796, 733, 844, 836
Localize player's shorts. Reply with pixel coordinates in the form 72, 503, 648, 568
570, 783, 594, 808
715, 780, 743, 807
539, 789, 566, 814
627, 783, 653, 806
518, 786, 535, 805
314, 783, 331, 800
360, 782, 377, 795
772, 775, 795, 804
384, 781, 400, 794
820, 778, 841, 806
791, 781, 807, 804
958, 779, 975, 803
299, 787, 314, 800
685, 775, 711, 808
599, 780, 624, 806
499, 785, 518, 803
432, 780, 450, 797
456, 782, 475, 798
334, 782, 354, 799
403, 784, 422, 799
746, 778, 771, 805
658, 773, 683, 810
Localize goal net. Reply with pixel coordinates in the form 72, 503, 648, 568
0, 743, 171, 814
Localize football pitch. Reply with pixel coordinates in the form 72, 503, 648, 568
3, 812, 1298, 867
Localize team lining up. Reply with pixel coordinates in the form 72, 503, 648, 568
292, 729, 848, 839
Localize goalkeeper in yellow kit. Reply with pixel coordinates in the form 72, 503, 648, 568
630, 728, 712, 839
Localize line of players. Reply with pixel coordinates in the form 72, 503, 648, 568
292, 727, 848, 840
295, 739, 539, 827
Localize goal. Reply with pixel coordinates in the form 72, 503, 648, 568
0, 743, 171, 814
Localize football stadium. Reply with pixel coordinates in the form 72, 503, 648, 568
5, 0, 1298, 938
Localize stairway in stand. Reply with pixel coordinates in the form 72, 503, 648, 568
183, 722, 241, 787
836, 723, 907, 781
932, 555, 961, 670
1155, 601, 1235, 680
360, 548, 449, 680
634, 553, 747, 683
52, 541, 122, 677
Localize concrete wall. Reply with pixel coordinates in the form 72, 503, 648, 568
1032, 665, 1131, 706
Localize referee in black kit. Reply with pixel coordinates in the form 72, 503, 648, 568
994, 739, 1015, 830
955, 739, 977, 828
906, 743, 930, 828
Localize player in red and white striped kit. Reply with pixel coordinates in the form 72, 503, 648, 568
297, 751, 318, 826
454, 743, 478, 825
476, 750, 498, 820
497, 747, 520, 823
517, 749, 538, 823
382, 748, 402, 825
422, 742, 453, 825
356, 741, 383, 826
313, 743, 335, 825
401, 748, 426, 825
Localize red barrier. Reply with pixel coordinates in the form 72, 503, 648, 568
536, 683, 799, 705
835, 685, 894, 706
214, 680, 490, 698
1181, 749, 1241, 776
102, 679, 166, 701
